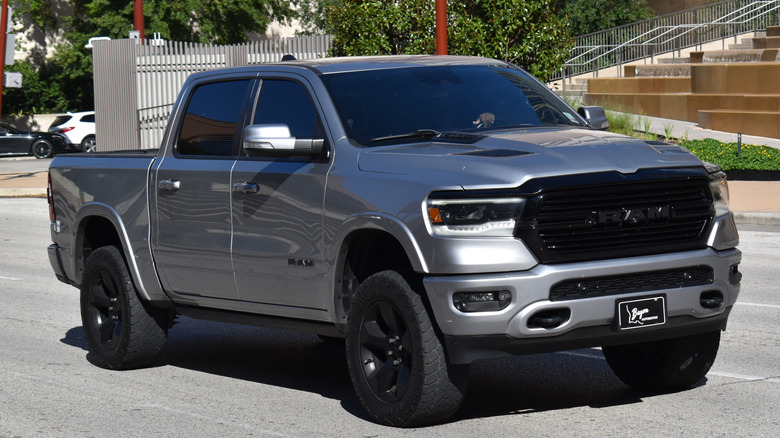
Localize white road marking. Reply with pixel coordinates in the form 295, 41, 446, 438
736, 302, 780, 310
0, 275, 21, 281
559, 351, 780, 383
708, 371, 780, 383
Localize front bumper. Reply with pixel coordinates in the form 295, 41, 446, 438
424, 247, 741, 364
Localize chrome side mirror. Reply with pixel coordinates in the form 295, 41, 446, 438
242, 124, 324, 157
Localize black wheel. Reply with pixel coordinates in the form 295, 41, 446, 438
603, 330, 721, 391
81, 135, 96, 153
80, 246, 167, 369
346, 271, 467, 427
31, 139, 53, 159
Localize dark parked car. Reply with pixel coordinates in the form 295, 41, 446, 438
0, 123, 69, 159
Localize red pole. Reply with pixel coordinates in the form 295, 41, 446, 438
134, 0, 145, 41
436, 0, 447, 55
0, 0, 8, 118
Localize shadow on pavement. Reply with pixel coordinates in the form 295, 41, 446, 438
60, 316, 699, 424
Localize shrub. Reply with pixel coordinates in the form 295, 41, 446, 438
680, 138, 780, 171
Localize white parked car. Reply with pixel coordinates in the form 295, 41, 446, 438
48, 111, 96, 152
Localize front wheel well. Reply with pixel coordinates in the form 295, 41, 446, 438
334, 230, 422, 325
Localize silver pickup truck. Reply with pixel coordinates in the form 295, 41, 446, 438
47, 55, 742, 427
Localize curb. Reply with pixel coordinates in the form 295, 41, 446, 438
0, 188, 47, 198
734, 212, 780, 227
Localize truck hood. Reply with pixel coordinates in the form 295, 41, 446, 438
357, 127, 703, 189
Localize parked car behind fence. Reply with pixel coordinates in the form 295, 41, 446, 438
48, 111, 96, 152
0, 123, 68, 158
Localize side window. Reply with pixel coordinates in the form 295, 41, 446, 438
82, 114, 95, 123
252, 80, 324, 140
177, 79, 253, 156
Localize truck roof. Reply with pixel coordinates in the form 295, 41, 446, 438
189, 55, 513, 79
276, 55, 512, 74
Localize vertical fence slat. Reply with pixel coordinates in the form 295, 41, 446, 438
96, 35, 332, 150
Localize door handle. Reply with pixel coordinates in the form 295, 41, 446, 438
158, 179, 180, 191
233, 182, 259, 194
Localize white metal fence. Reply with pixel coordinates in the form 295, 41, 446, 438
92, 35, 333, 151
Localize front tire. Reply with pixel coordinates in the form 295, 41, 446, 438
31, 140, 53, 159
80, 246, 167, 369
346, 271, 467, 427
603, 330, 721, 390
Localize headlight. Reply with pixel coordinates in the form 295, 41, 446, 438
426, 197, 525, 236
705, 162, 730, 217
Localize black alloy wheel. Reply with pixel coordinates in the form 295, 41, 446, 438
346, 270, 467, 427
31, 140, 53, 159
80, 246, 167, 369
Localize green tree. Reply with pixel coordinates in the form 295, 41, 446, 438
4, 0, 297, 114
448, 0, 571, 81
555, 0, 654, 36
325, 0, 436, 56
323, 0, 571, 82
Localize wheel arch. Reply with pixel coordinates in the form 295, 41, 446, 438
72, 202, 163, 303
329, 213, 429, 330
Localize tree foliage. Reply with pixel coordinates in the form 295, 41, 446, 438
325, 0, 436, 56
322, 0, 571, 82
555, 0, 654, 36
4, 0, 296, 114
448, 0, 572, 81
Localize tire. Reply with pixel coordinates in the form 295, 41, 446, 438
603, 330, 721, 391
81, 135, 96, 153
31, 139, 53, 159
346, 271, 467, 427
80, 246, 167, 370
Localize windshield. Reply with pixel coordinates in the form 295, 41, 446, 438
320, 64, 586, 146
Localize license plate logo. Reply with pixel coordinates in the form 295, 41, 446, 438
617, 295, 667, 330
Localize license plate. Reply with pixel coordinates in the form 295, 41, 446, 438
616, 295, 667, 330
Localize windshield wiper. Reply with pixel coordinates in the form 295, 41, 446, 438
371, 129, 441, 143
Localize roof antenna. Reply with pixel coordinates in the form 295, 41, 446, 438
281, 54, 296, 61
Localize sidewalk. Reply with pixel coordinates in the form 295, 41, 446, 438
2, 167, 778, 227
0, 170, 48, 198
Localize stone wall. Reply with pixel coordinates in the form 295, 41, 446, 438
1, 114, 62, 132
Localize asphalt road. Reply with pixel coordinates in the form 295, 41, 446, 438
1, 198, 778, 437
0, 156, 52, 174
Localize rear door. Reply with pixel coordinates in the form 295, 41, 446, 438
230, 77, 332, 310
152, 78, 255, 300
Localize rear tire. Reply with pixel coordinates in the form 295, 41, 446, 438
81, 135, 96, 153
603, 330, 721, 390
31, 140, 53, 159
80, 246, 167, 369
346, 270, 467, 427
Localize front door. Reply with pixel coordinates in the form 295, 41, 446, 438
231, 78, 331, 310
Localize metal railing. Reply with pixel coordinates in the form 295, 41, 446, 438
557, 0, 780, 84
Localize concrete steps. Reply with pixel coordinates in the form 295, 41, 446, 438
699, 110, 780, 138
585, 91, 780, 125
690, 49, 779, 63
582, 27, 780, 139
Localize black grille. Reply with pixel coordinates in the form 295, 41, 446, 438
515, 170, 714, 264
550, 266, 715, 301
